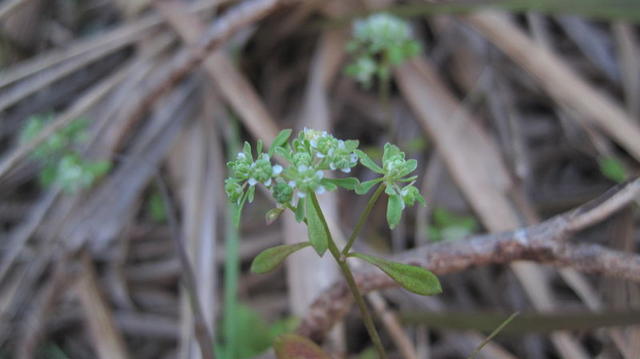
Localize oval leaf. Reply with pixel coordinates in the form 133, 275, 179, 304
295, 198, 306, 223
274, 334, 331, 359
355, 177, 383, 195
386, 194, 404, 229
325, 177, 360, 190
351, 252, 442, 296
305, 195, 328, 256
269, 129, 293, 155
251, 242, 311, 274
355, 150, 384, 174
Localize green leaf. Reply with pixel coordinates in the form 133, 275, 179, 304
247, 185, 256, 203
598, 156, 627, 183
225, 304, 276, 359
386, 194, 404, 229
324, 177, 360, 190
274, 145, 293, 162
251, 242, 311, 274
274, 334, 331, 359
294, 198, 305, 223
265, 207, 285, 225
320, 179, 337, 191
304, 194, 329, 256
398, 159, 418, 177
269, 129, 293, 155
355, 177, 383, 195
243, 141, 253, 159
355, 150, 384, 174
350, 252, 442, 296
382, 143, 402, 164
256, 139, 264, 154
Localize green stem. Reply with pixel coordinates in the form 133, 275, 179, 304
224, 116, 241, 359
223, 207, 239, 358
379, 60, 393, 141
308, 193, 387, 359
342, 183, 386, 256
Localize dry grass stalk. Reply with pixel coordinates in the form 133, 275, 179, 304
76, 252, 130, 359
466, 11, 640, 162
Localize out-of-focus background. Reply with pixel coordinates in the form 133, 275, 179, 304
1, 0, 640, 358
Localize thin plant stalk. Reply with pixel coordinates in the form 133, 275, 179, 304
223, 206, 239, 358
309, 193, 388, 359
223, 116, 242, 358
379, 57, 394, 141
342, 183, 386, 255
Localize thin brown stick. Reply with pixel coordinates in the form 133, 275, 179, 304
76, 252, 130, 359
298, 178, 640, 341
125, 0, 285, 135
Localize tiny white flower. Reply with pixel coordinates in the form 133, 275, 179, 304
297, 191, 306, 198
310, 139, 317, 148
341, 167, 351, 173
315, 186, 326, 195
298, 165, 308, 172
329, 162, 337, 170
288, 180, 296, 187
316, 152, 325, 158
248, 178, 257, 186
272, 165, 283, 175
264, 178, 272, 186
350, 153, 358, 163
237, 152, 246, 159
338, 141, 345, 149
315, 170, 324, 179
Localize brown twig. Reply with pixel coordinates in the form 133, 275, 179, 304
298, 178, 640, 341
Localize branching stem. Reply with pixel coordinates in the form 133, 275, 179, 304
308, 193, 387, 359
343, 183, 386, 255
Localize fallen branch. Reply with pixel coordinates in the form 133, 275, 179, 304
297, 178, 640, 341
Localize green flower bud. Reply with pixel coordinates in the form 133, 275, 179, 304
292, 152, 312, 167
252, 153, 273, 184
225, 179, 244, 203
273, 180, 294, 204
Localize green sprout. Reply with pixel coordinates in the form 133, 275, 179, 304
20, 114, 111, 193
345, 12, 421, 88
225, 128, 441, 359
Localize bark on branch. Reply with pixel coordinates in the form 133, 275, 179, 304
297, 178, 640, 341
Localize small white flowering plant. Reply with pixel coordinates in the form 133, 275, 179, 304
225, 128, 441, 358
20, 115, 111, 193
345, 12, 421, 88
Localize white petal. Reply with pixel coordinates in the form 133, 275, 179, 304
272, 165, 283, 175
341, 167, 351, 173
316, 152, 325, 158
288, 181, 296, 188
315, 186, 326, 195
264, 178, 272, 186
297, 191, 306, 198
248, 178, 257, 186
237, 152, 246, 159
315, 170, 324, 179
298, 165, 308, 172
